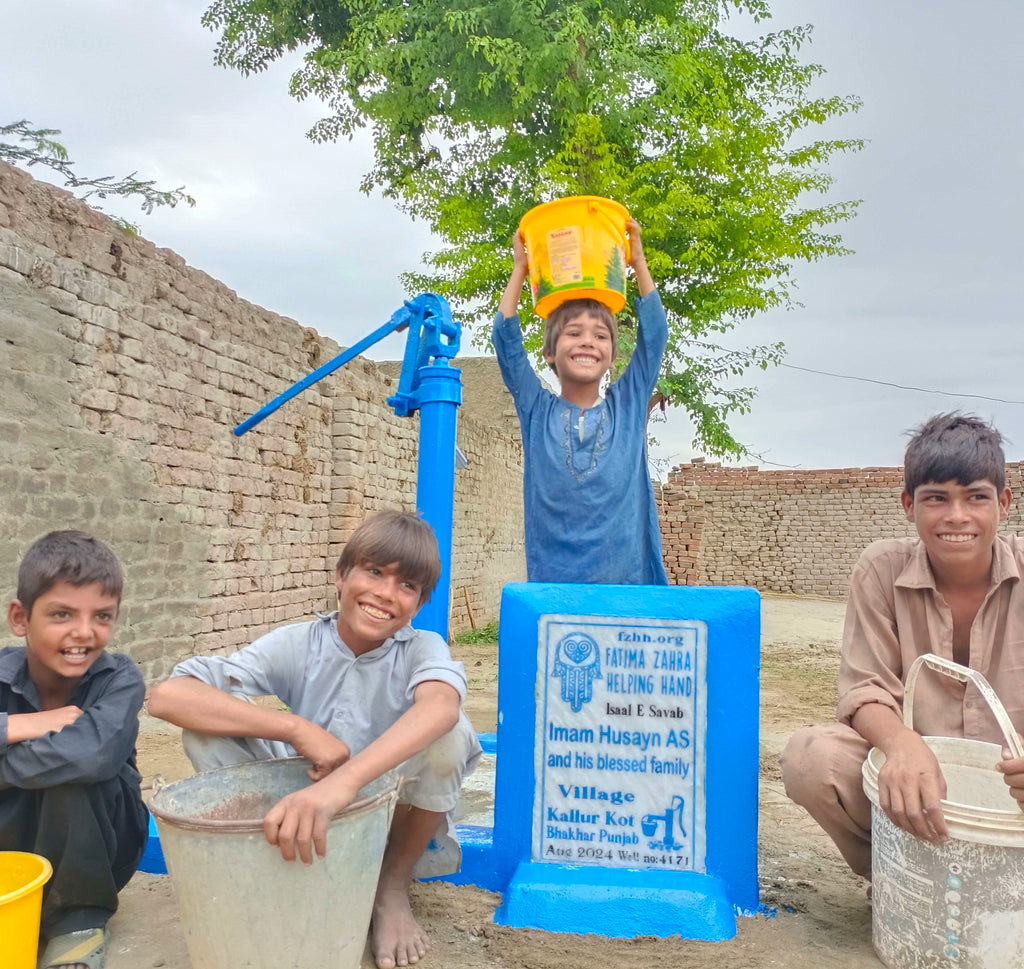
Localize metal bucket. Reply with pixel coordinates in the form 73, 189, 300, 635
149, 758, 399, 969
862, 654, 1024, 968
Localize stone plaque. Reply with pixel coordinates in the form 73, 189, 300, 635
532, 614, 708, 871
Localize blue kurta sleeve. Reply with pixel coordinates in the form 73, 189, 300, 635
0, 656, 144, 789
614, 290, 669, 408
492, 311, 545, 420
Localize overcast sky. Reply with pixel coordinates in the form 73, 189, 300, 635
4, 1, 1023, 472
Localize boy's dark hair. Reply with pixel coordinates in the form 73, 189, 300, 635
542, 298, 618, 376
904, 412, 1006, 494
337, 511, 441, 603
17, 530, 124, 617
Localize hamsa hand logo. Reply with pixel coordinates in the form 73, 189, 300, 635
552, 632, 602, 712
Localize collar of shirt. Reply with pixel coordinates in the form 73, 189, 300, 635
0, 645, 117, 708
893, 534, 1022, 592
318, 612, 416, 661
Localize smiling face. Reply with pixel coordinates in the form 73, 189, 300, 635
335, 561, 423, 655
543, 312, 615, 392
901, 478, 1011, 577
8, 581, 119, 695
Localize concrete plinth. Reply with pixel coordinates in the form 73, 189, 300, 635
496, 860, 736, 939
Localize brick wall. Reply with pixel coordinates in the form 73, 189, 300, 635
375, 357, 523, 629
9, 159, 1022, 674
659, 461, 1024, 597
0, 160, 525, 679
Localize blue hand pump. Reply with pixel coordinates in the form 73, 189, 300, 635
233, 294, 462, 639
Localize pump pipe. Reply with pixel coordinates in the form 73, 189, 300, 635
233, 308, 411, 437
233, 294, 462, 641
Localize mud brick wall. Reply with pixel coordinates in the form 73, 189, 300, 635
659, 461, 1024, 597
654, 480, 705, 587
325, 367, 525, 632
11, 160, 1023, 665
0, 160, 525, 679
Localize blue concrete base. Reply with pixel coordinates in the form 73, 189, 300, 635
428, 825, 502, 891
495, 861, 736, 940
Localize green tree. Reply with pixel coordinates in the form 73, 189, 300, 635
202, 0, 860, 456
1, 121, 194, 223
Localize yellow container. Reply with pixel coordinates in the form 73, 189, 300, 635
0, 851, 53, 969
519, 196, 630, 318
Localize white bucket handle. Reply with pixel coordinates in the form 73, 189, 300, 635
904, 653, 1024, 759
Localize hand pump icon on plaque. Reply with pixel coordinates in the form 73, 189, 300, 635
642, 795, 687, 850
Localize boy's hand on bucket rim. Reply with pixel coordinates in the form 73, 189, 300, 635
511, 231, 527, 271
289, 721, 351, 781
877, 730, 949, 843
263, 773, 361, 864
626, 218, 645, 269
997, 735, 1024, 813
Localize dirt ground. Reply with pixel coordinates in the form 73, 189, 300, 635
108, 595, 884, 969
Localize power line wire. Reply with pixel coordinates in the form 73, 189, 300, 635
779, 363, 1024, 405
687, 338, 1024, 406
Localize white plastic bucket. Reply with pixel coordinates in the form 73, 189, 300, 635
862, 654, 1024, 969
149, 758, 399, 969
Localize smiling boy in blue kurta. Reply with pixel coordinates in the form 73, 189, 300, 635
493, 219, 669, 584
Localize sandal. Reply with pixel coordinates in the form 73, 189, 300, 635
38, 927, 106, 969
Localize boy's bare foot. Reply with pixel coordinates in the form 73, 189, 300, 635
372, 885, 429, 968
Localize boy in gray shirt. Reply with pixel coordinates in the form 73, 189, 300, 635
149, 511, 480, 969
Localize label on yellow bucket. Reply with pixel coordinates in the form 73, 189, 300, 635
547, 226, 584, 286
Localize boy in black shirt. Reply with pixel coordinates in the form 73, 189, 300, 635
0, 531, 146, 969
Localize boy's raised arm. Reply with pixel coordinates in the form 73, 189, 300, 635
493, 231, 545, 408
627, 219, 656, 298
148, 676, 350, 780
498, 232, 529, 320
263, 679, 461, 864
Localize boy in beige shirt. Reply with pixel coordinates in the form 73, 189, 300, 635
782, 413, 1024, 878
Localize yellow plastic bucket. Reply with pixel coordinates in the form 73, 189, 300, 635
519, 196, 630, 318
0, 851, 53, 969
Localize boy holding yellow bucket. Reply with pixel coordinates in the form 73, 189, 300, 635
495, 208, 669, 584
0, 530, 148, 969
